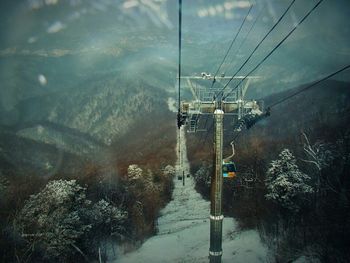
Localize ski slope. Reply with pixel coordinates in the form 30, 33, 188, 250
115, 127, 269, 263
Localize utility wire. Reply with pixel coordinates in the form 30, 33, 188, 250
267, 64, 350, 108
198, 5, 254, 146
223, 0, 324, 100
215, 0, 297, 98
178, 0, 182, 172
178, 0, 182, 112
224, 5, 266, 75
209, 5, 253, 90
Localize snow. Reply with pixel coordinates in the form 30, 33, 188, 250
167, 97, 177, 113
118, 218, 267, 263
127, 164, 143, 180
114, 127, 268, 263
292, 255, 321, 263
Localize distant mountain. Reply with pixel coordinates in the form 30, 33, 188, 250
2, 73, 168, 141
253, 79, 350, 139
0, 68, 175, 177
0, 128, 87, 177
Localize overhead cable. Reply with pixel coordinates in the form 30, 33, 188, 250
268, 64, 350, 108
178, 0, 182, 111
223, 0, 324, 100
218, 0, 297, 97
210, 5, 254, 90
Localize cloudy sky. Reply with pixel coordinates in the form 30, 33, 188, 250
0, 0, 349, 108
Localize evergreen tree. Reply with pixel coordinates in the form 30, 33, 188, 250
265, 149, 313, 212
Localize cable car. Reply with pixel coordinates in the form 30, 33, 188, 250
222, 161, 237, 178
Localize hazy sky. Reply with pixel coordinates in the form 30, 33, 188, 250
0, 0, 349, 109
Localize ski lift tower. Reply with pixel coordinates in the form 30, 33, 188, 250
178, 73, 261, 263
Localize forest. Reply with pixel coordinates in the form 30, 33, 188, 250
0, 107, 177, 262
1, 0, 350, 262
188, 79, 350, 262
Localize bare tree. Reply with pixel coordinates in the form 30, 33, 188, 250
301, 132, 336, 194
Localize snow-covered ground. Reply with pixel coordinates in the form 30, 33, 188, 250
115, 127, 269, 263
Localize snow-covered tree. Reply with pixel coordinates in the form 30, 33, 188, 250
143, 170, 159, 195
194, 164, 211, 188
127, 164, 143, 180
0, 174, 8, 194
163, 165, 175, 177
91, 199, 127, 236
0, 175, 7, 189
17, 179, 128, 262
17, 180, 92, 261
265, 149, 314, 212
0, 174, 9, 205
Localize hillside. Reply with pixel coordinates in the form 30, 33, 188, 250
256, 79, 350, 139
187, 79, 350, 168
187, 79, 350, 262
